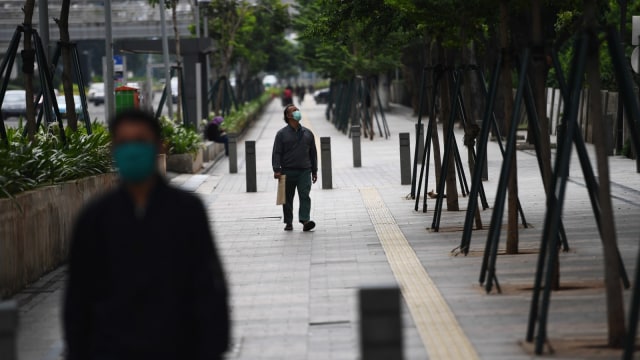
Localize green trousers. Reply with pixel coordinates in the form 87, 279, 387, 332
282, 169, 312, 224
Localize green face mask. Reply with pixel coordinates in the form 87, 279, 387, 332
292, 110, 302, 121
113, 142, 157, 183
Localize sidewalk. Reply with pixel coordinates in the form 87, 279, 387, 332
13, 98, 640, 359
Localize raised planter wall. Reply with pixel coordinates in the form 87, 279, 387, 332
202, 141, 225, 163
0, 173, 119, 298
166, 148, 204, 174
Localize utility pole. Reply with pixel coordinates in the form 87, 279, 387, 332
104, 0, 114, 120
160, 2, 173, 119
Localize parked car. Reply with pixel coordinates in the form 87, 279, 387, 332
1, 90, 28, 118
56, 95, 84, 120
88, 82, 105, 105
313, 88, 330, 104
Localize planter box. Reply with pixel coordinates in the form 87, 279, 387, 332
0, 173, 119, 298
166, 148, 203, 174
202, 141, 225, 163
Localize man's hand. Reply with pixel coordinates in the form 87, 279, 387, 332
274, 172, 281, 179
312, 173, 318, 184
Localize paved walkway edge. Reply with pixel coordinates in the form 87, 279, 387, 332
360, 187, 479, 360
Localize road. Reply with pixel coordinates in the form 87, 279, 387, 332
2, 91, 170, 129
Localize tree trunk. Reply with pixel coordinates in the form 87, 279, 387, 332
23, 0, 37, 141
531, 0, 559, 288
172, 0, 182, 122
57, 0, 78, 131
215, 7, 244, 114
463, 41, 483, 229
584, 0, 625, 347
431, 41, 443, 189
499, 0, 519, 254
441, 47, 459, 211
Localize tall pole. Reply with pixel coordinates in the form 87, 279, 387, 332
204, 13, 208, 38
38, 0, 49, 60
195, 2, 200, 38
160, 3, 173, 119
104, 0, 115, 121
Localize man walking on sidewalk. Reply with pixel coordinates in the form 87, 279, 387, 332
64, 109, 229, 360
272, 104, 318, 231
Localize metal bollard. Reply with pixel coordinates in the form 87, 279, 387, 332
228, 134, 238, 174
359, 287, 402, 360
399, 133, 411, 185
352, 125, 362, 168
0, 301, 18, 360
320, 137, 332, 189
245, 140, 257, 192
416, 123, 424, 164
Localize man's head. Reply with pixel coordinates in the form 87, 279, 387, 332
108, 109, 162, 183
283, 105, 301, 124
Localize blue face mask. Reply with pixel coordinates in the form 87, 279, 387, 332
292, 110, 302, 122
113, 142, 157, 183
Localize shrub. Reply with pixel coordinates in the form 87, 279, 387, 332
160, 117, 202, 156
214, 91, 272, 134
0, 122, 112, 198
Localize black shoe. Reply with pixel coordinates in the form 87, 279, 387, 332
284, 223, 293, 231
302, 221, 316, 232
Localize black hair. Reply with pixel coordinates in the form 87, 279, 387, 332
283, 104, 295, 123
108, 108, 162, 140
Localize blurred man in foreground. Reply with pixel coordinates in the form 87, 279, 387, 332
64, 109, 229, 360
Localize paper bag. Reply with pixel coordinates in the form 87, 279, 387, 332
276, 175, 287, 205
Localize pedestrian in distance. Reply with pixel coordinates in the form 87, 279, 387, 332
272, 104, 318, 232
296, 85, 306, 103
63, 109, 229, 360
282, 85, 294, 106
205, 115, 229, 156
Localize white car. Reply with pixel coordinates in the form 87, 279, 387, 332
88, 82, 104, 105
1, 90, 27, 118
262, 74, 277, 87
56, 95, 84, 120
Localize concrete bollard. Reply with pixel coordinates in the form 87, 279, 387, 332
320, 137, 333, 189
399, 133, 411, 185
228, 134, 238, 174
245, 140, 257, 192
416, 123, 424, 164
0, 301, 18, 360
352, 125, 362, 168
359, 287, 402, 360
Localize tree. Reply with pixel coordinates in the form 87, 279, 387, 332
149, 0, 182, 121
55, 0, 78, 131
206, 0, 253, 112
233, 0, 291, 100
584, 0, 625, 347
295, 0, 412, 81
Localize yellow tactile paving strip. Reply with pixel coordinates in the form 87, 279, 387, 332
359, 187, 479, 360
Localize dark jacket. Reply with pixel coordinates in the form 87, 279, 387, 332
64, 178, 229, 360
272, 124, 318, 174
205, 122, 222, 141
